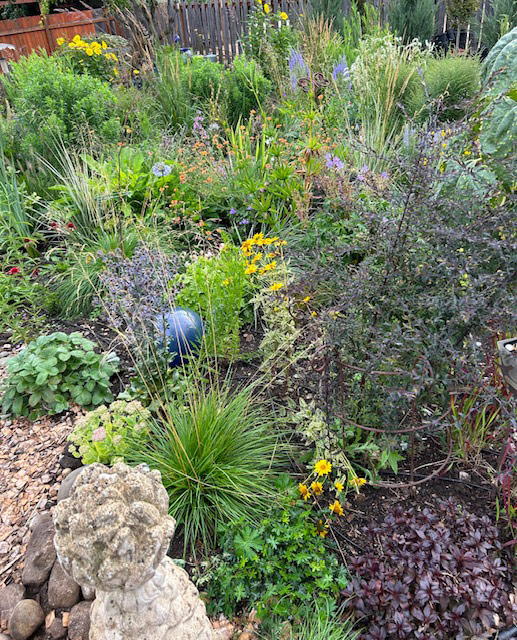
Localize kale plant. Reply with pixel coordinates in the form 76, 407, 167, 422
343, 499, 516, 639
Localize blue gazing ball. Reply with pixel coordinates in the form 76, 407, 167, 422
155, 307, 204, 367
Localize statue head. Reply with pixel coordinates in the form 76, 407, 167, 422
53, 462, 175, 591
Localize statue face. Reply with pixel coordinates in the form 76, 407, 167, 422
53, 463, 175, 591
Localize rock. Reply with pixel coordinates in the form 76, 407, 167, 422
80, 586, 95, 601
0, 634, 13, 640
0, 584, 25, 625
21, 513, 56, 588
45, 612, 67, 640
67, 602, 91, 640
56, 468, 85, 503
59, 444, 82, 471
8, 600, 44, 640
47, 561, 81, 610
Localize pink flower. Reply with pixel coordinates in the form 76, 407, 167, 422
91, 427, 107, 442
8, 267, 20, 275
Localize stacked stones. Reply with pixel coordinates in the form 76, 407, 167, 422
0, 511, 91, 640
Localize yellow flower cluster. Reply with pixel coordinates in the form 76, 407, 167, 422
57, 34, 117, 61
241, 233, 286, 287
297, 459, 368, 537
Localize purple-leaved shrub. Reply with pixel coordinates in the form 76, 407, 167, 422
343, 499, 517, 639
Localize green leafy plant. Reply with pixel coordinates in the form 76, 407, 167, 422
148, 50, 193, 130
126, 383, 286, 554
268, 601, 359, 640
2, 52, 120, 159
188, 56, 226, 104
407, 54, 481, 121
244, 5, 296, 87
478, 0, 517, 49
0, 268, 52, 343
68, 400, 151, 464
176, 242, 254, 359
198, 496, 348, 624
1, 332, 119, 419
225, 56, 272, 126
450, 389, 504, 461
0, 133, 40, 259
290, 398, 397, 483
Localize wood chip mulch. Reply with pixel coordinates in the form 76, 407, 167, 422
0, 351, 80, 587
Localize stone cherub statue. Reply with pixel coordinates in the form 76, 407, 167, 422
53, 462, 213, 640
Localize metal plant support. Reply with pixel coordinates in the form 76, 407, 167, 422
310, 344, 453, 489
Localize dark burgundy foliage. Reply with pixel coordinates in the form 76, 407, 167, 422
343, 499, 517, 639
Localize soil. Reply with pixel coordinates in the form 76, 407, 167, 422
1, 318, 515, 597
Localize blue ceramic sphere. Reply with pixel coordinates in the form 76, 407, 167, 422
155, 307, 204, 367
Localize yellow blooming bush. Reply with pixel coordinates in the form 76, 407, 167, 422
55, 34, 119, 81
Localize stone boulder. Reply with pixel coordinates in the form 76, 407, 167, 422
8, 600, 44, 640
21, 514, 56, 588
68, 601, 91, 640
0, 584, 25, 627
47, 560, 81, 610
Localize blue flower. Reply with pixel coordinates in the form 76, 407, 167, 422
239, 219, 250, 225
152, 162, 172, 177
229, 208, 237, 215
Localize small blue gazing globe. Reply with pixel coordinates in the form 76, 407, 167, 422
155, 307, 204, 367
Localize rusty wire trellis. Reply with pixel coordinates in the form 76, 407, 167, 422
310, 344, 454, 489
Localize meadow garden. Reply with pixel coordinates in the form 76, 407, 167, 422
0, 1, 516, 638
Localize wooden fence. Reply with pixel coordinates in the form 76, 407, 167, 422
175, 0, 304, 63
0, 0, 492, 66
0, 9, 120, 59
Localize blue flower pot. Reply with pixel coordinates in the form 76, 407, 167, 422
155, 307, 204, 367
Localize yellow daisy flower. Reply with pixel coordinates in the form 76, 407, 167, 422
269, 282, 283, 291
56, 37, 65, 46
311, 481, 323, 496
263, 3, 270, 12
329, 500, 344, 516
245, 264, 258, 275
280, 11, 288, 19
334, 481, 344, 493
349, 476, 367, 488
298, 484, 311, 501
314, 459, 332, 476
